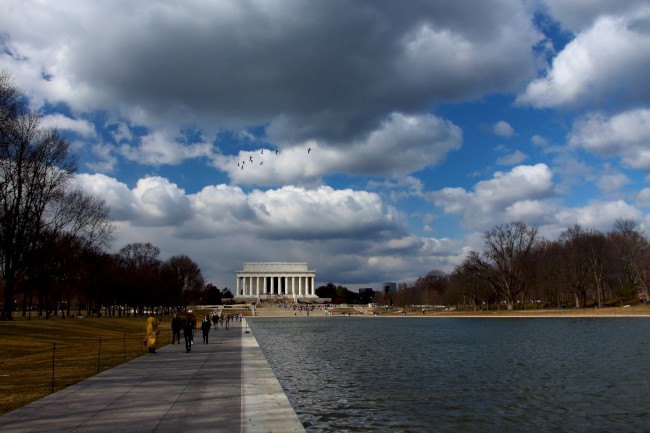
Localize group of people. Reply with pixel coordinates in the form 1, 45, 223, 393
170, 310, 202, 352
145, 310, 246, 354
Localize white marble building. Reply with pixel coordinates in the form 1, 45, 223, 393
235, 262, 318, 301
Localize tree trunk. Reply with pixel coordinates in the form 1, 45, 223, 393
1, 276, 17, 320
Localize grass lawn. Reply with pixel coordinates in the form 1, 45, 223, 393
0, 314, 173, 415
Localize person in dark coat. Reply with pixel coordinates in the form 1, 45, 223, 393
211, 312, 219, 331
183, 311, 196, 353
201, 315, 211, 344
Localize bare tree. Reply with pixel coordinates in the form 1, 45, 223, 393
117, 242, 161, 269
162, 255, 205, 305
557, 225, 593, 308
609, 219, 648, 300
450, 257, 491, 311
0, 77, 112, 319
536, 239, 569, 308
470, 222, 539, 310
414, 270, 447, 305
116, 242, 162, 314
1, 72, 114, 319
0, 70, 26, 145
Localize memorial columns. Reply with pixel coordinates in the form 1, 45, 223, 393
236, 263, 317, 300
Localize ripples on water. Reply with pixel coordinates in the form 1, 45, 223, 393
248, 317, 650, 433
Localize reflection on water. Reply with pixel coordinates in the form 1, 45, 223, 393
248, 317, 650, 433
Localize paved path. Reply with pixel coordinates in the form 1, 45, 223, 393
0, 319, 305, 433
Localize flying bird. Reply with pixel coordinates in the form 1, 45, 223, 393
307, 148, 311, 153
275, 150, 279, 155
249, 155, 253, 163
260, 161, 263, 165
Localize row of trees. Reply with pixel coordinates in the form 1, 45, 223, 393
1, 70, 115, 319
376, 220, 650, 310
1, 71, 226, 319
17, 241, 233, 318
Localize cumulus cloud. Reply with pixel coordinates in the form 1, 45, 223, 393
568, 108, 650, 170
247, 186, 400, 240
542, 0, 648, 31
493, 120, 515, 138
40, 114, 96, 138
216, 113, 462, 186
118, 129, 215, 166
519, 5, 650, 108
72, 173, 417, 284
73, 174, 192, 226
1, 0, 541, 146
636, 188, 650, 208
597, 172, 631, 194
431, 163, 556, 229
553, 200, 642, 230
496, 150, 528, 166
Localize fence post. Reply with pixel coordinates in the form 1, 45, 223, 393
97, 337, 102, 373
51, 342, 56, 393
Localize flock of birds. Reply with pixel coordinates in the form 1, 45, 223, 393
237, 148, 311, 170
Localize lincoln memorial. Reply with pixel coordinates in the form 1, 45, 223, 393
235, 262, 318, 301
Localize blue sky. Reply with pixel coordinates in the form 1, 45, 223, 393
2, 0, 649, 291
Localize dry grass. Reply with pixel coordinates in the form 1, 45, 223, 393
0, 314, 173, 415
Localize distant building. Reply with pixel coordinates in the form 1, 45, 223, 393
383, 282, 397, 293
358, 288, 374, 303
235, 262, 317, 301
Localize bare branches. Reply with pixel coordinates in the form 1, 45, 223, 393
476, 222, 539, 310
1, 71, 112, 319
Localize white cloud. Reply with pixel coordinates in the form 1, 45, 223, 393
1, 0, 541, 145
132, 177, 193, 226
72, 173, 417, 285
118, 130, 214, 166
519, 6, 650, 108
542, 0, 648, 31
247, 186, 399, 240
553, 200, 642, 230
597, 172, 631, 194
496, 150, 528, 166
568, 108, 650, 170
493, 120, 515, 137
86, 143, 119, 173
531, 135, 549, 147
72, 173, 136, 221
73, 174, 192, 226
40, 113, 96, 138
216, 113, 462, 186
636, 188, 650, 208
431, 163, 556, 229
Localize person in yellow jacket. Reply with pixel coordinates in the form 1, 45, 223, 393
146, 313, 160, 353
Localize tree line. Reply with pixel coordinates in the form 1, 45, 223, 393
374, 220, 650, 310
1, 71, 229, 319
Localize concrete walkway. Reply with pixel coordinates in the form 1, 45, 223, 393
0, 319, 305, 433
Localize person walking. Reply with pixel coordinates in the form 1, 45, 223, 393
186, 309, 196, 345
145, 312, 159, 354
211, 312, 219, 331
171, 311, 182, 344
183, 312, 195, 353
201, 315, 211, 344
